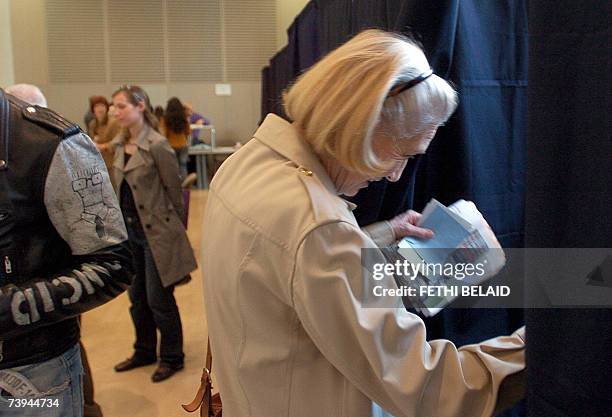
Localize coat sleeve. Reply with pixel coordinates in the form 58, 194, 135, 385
292, 221, 525, 417
362, 220, 396, 247
150, 138, 185, 221
0, 132, 133, 340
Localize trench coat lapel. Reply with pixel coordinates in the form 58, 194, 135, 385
114, 125, 152, 174
123, 149, 146, 173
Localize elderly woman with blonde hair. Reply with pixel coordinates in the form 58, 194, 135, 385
202, 29, 525, 417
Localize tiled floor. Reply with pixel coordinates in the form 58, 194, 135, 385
81, 190, 209, 417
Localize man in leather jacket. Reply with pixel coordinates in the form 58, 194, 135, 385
0, 88, 133, 416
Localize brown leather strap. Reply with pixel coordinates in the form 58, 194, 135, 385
206, 337, 212, 373
182, 337, 214, 414
182, 369, 210, 412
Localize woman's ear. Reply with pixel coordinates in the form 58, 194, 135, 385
136, 101, 146, 112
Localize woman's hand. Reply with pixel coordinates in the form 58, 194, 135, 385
389, 210, 434, 240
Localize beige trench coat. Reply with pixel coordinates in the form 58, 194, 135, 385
202, 114, 525, 417
113, 125, 197, 287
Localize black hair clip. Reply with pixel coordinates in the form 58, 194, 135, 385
388, 69, 434, 97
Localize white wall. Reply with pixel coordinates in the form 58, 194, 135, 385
276, 0, 310, 49
8, 0, 263, 145
0, 0, 15, 87
5, 0, 309, 141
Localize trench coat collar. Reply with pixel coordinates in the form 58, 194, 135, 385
114, 124, 152, 173
254, 114, 342, 199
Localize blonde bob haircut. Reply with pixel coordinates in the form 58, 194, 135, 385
283, 29, 458, 177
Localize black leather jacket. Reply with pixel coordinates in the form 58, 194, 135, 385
0, 89, 133, 368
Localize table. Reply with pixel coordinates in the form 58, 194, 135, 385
190, 124, 216, 147
188, 144, 236, 189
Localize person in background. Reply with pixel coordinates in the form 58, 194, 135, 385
87, 96, 120, 179
87, 96, 110, 140
184, 102, 211, 173
160, 97, 191, 179
110, 85, 197, 382
201, 30, 525, 417
184, 102, 210, 143
0, 86, 132, 417
83, 96, 97, 128
5, 84, 119, 417
5, 83, 48, 107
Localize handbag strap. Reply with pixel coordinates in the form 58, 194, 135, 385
206, 337, 212, 373
182, 337, 214, 414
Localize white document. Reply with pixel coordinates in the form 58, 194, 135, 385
393, 199, 506, 316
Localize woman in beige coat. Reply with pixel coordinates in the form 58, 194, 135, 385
110, 85, 197, 383
202, 30, 525, 416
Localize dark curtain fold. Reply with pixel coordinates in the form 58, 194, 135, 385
350, 0, 389, 32
260, 66, 272, 124
316, 0, 353, 54
268, 46, 293, 119
295, 1, 320, 73
525, 1, 612, 416
260, 3, 320, 122
396, 1, 461, 78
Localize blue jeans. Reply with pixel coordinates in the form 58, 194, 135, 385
174, 146, 189, 179
0, 343, 83, 417
372, 403, 394, 417
125, 215, 184, 366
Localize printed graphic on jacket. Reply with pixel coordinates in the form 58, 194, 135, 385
45, 132, 127, 255
71, 166, 120, 239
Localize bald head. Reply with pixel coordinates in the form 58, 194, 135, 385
5, 84, 48, 107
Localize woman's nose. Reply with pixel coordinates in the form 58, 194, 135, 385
386, 160, 407, 182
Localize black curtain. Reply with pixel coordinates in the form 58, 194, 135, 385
260, 3, 320, 122
316, 0, 352, 54
260, 66, 272, 124
525, 1, 612, 416
292, 1, 320, 73
269, 46, 293, 119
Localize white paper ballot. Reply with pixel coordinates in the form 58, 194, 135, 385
394, 199, 506, 316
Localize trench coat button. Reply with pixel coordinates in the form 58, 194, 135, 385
298, 167, 313, 176
138, 204, 144, 210
145, 224, 151, 229
132, 185, 138, 190
166, 217, 170, 222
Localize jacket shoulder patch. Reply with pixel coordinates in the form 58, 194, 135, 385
21, 105, 81, 139
297, 171, 350, 223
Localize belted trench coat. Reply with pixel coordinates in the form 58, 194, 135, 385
201, 114, 525, 417
113, 124, 197, 287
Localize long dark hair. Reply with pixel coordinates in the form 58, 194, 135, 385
112, 85, 159, 131
164, 97, 189, 134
